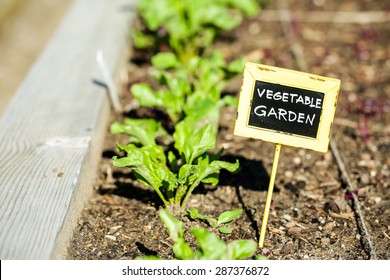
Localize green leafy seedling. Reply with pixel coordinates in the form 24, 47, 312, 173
113, 120, 239, 210
135, 0, 263, 63
132, 51, 243, 129
137, 209, 257, 260
186, 208, 243, 234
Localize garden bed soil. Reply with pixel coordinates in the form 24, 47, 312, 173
67, 0, 390, 260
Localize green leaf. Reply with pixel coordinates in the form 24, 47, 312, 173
217, 209, 243, 225
199, 158, 240, 187
255, 254, 268, 260
227, 239, 257, 260
132, 30, 155, 49
131, 83, 164, 107
227, 57, 246, 74
190, 228, 227, 260
186, 208, 217, 227
135, 255, 163, 260
227, 0, 261, 17
172, 119, 190, 158
111, 118, 166, 146
183, 124, 216, 164
112, 145, 173, 205
206, 217, 218, 228
195, 28, 216, 49
180, 157, 240, 210
168, 151, 179, 173
208, 6, 242, 30
193, 5, 241, 31
201, 175, 218, 186
209, 159, 240, 174
159, 209, 183, 242
173, 238, 194, 260
186, 208, 201, 220
183, 94, 221, 129
219, 95, 238, 107
131, 82, 183, 124
218, 227, 233, 234
177, 163, 193, 178
152, 52, 179, 69
137, 0, 173, 31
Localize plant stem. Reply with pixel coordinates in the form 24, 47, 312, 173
154, 187, 169, 206
180, 179, 200, 211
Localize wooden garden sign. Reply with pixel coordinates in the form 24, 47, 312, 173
234, 62, 341, 248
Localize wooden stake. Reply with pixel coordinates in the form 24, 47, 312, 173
259, 143, 282, 248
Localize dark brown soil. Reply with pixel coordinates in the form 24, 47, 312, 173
67, 0, 390, 260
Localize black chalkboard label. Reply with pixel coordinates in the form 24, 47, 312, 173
248, 80, 324, 138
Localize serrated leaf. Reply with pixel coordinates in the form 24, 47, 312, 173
180, 157, 240, 210
110, 118, 166, 146
174, 120, 215, 164
227, 239, 257, 260
210, 159, 240, 173
183, 94, 221, 129
217, 208, 243, 225
200, 158, 240, 187
112, 145, 173, 205
183, 124, 216, 164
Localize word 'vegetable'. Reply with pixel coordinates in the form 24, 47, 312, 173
248, 81, 324, 138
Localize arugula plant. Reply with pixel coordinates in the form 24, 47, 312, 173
131, 51, 243, 129
151, 51, 245, 93
186, 208, 243, 234
112, 54, 242, 211
134, 0, 262, 63
137, 209, 258, 260
112, 118, 239, 210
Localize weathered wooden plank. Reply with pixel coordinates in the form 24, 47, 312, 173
0, 0, 137, 259
0, 0, 22, 24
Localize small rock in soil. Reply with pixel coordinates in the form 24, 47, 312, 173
285, 221, 297, 228
108, 225, 122, 235
283, 214, 292, 221
281, 241, 294, 254
105, 235, 116, 241
322, 222, 335, 231
287, 227, 302, 237
324, 201, 340, 214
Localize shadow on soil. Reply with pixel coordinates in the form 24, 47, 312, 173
219, 155, 277, 192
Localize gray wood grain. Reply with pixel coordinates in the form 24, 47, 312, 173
0, 0, 137, 259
